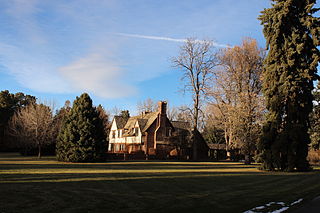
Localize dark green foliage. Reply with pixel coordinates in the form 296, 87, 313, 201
0, 90, 36, 151
119, 110, 130, 119
96, 105, 110, 145
56, 93, 106, 162
258, 0, 320, 171
310, 82, 320, 150
0, 91, 36, 129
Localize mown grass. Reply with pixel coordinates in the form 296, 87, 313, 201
0, 153, 319, 213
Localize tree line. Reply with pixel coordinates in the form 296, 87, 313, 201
172, 0, 319, 171
0, 0, 319, 170
0, 92, 109, 162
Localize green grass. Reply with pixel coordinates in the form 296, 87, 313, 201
0, 153, 319, 213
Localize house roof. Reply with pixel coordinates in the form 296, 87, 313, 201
114, 116, 128, 129
171, 121, 190, 131
207, 143, 226, 150
122, 112, 158, 134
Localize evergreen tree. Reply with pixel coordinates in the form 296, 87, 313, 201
310, 82, 320, 150
56, 93, 106, 162
119, 110, 130, 119
258, 0, 320, 171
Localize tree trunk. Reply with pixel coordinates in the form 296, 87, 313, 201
38, 144, 41, 159
244, 154, 251, 165
192, 127, 198, 161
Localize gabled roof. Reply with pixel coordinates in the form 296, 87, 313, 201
122, 112, 158, 133
113, 116, 128, 129
141, 113, 158, 132
171, 121, 190, 131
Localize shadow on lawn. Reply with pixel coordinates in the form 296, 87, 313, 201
1, 154, 320, 213
0, 163, 259, 170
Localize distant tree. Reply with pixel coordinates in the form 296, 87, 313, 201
8, 103, 54, 158
119, 110, 130, 119
172, 38, 217, 160
167, 105, 179, 121
137, 98, 158, 114
96, 104, 110, 144
0, 90, 36, 151
310, 82, 320, 150
257, 0, 320, 171
202, 105, 225, 145
52, 100, 72, 145
56, 93, 106, 162
0, 91, 15, 144
209, 38, 265, 164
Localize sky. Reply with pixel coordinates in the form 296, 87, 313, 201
0, 0, 318, 115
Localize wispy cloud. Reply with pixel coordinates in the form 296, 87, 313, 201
0, 42, 69, 93
115, 33, 229, 48
59, 53, 137, 98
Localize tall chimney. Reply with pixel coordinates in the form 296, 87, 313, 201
158, 101, 167, 115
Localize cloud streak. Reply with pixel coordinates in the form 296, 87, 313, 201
115, 33, 229, 48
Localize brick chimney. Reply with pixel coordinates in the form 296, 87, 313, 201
158, 101, 167, 115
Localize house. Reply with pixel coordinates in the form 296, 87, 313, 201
108, 101, 177, 159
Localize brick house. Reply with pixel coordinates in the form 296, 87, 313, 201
108, 101, 177, 159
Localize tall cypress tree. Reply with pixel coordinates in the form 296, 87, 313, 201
258, 0, 320, 171
56, 93, 106, 162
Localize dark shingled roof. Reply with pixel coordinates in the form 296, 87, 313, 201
121, 112, 158, 137
114, 116, 129, 129
171, 121, 190, 131
207, 143, 226, 150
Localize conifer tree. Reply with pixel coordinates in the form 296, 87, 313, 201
56, 93, 106, 162
258, 0, 320, 171
310, 82, 320, 150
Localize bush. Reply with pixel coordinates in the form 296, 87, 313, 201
307, 150, 320, 165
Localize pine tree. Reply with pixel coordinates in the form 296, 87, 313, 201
310, 82, 320, 150
258, 0, 320, 171
56, 93, 106, 162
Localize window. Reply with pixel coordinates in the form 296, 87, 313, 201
135, 127, 139, 135
112, 130, 116, 139
119, 144, 125, 151
118, 130, 122, 138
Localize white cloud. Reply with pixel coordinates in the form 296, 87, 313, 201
0, 42, 69, 93
115, 33, 229, 48
59, 53, 137, 98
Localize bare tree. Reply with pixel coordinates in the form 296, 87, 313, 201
137, 98, 158, 114
172, 38, 217, 160
8, 103, 54, 158
166, 105, 179, 121
209, 38, 265, 163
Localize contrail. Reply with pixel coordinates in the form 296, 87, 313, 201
115, 33, 229, 48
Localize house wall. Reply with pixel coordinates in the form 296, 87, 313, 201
108, 120, 126, 152
109, 119, 145, 154
145, 121, 156, 155
125, 121, 142, 144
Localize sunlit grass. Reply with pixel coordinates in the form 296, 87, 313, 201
1, 153, 320, 213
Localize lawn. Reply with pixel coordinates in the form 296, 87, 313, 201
0, 153, 319, 213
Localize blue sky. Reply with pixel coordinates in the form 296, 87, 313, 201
0, 0, 317, 114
